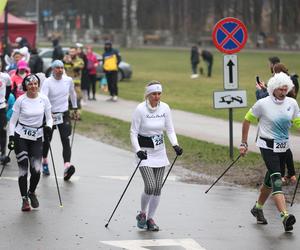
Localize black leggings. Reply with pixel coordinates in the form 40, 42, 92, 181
0, 108, 7, 156
43, 112, 72, 162
88, 74, 97, 98
14, 134, 43, 197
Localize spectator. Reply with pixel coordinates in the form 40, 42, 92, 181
86, 46, 99, 100
29, 48, 43, 74
200, 49, 213, 77
76, 43, 89, 105
11, 60, 30, 99
190, 45, 199, 79
52, 39, 64, 61
102, 40, 121, 102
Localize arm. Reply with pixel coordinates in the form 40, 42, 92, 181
130, 108, 142, 153
69, 79, 78, 109
8, 100, 20, 136
165, 106, 178, 146
44, 96, 53, 128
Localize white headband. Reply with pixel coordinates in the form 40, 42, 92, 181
145, 84, 162, 96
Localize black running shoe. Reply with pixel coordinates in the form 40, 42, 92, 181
146, 219, 159, 231
251, 205, 268, 224
21, 197, 31, 212
283, 214, 296, 232
64, 165, 75, 181
28, 191, 39, 208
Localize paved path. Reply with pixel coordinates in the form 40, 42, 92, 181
1, 133, 300, 249
83, 94, 300, 161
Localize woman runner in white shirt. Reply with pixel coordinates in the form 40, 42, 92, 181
130, 80, 183, 231
8, 74, 53, 212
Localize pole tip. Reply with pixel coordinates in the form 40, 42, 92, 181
105, 223, 108, 228
60, 205, 63, 208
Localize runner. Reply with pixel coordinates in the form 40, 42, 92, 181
130, 80, 183, 231
0, 68, 11, 162
239, 72, 300, 232
8, 74, 53, 211
40, 60, 78, 180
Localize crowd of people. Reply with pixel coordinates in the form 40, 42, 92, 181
1, 35, 300, 234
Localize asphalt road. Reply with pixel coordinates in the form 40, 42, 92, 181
0, 133, 300, 250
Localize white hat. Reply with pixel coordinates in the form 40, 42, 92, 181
267, 72, 294, 95
15, 37, 22, 43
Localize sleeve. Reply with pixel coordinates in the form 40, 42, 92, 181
40, 79, 49, 96
164, 105, 178, 146
291, 101, 300, 129
130, 107, 142, 153
8, 99, 21, 136
116, 50, 122, 65
43, 96, 53, 128
250, 100, 262, 119
69, 78, 78, 109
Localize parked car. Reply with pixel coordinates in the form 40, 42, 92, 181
38, 47, 132, 81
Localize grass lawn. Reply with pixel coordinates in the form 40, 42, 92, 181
97, 48, 300, 122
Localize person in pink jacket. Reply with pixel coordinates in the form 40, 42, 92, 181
86, 46, 99, 100
11, 60, 30, 99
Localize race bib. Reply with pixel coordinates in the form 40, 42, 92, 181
273, 139, 289, 153
19, 125, 39, 141
151, 134, 164, 150
53, 113, 63, 125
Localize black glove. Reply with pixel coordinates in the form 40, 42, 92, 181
136, 150, 147, 160
173, 145, 183, 156
44, 126, 52, 143
8, 136, 15, 150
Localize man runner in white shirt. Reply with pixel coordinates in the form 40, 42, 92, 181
240, 72, 300, 232
41, 60, 78, 181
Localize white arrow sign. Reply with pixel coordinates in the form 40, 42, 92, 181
214, 90, 247, 109
224, 55, 238, 90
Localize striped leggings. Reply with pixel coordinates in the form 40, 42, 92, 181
139, 166, 165, 196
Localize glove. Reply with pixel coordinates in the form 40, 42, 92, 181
44, 126, 52, 143
173, 145, 183, 156
8, 136, 15, 150
136, 150, 147, 160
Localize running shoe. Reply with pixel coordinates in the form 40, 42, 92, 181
21, 197, 31, 212
64, 165, 75, 181
251, 205, 268, 224
136, 212, 147, 229
28, 191, 39, 208
283, 214, 296, 232
146, 219, 159, 231
42, 163, 50, 176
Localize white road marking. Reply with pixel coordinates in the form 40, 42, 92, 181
99, 175, 177, 181
100, 238, 207, 250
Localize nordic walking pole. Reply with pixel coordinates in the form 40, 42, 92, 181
205, 154, 241, 194
71, 118, 77, 151
105, 158, 143, 228
162, 155, 178, 188
49, 143, 63, 207
290, 173, 300, 207
0, 150, 12, 177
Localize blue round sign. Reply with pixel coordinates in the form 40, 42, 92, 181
212, 17, 248, 54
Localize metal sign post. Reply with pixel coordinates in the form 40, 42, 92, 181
212, 17, 248, 160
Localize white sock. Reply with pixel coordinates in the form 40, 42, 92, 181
147, 195, 160, 220
141, 192, 151, 213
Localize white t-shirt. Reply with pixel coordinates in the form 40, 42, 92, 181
0, 72, 11, 109
251, 96, 300, 149
41, 75, 77, 113
9, 93, 53, 137
130, 101, 178, 167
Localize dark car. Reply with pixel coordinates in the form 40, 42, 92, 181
38, 47, 132, 81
